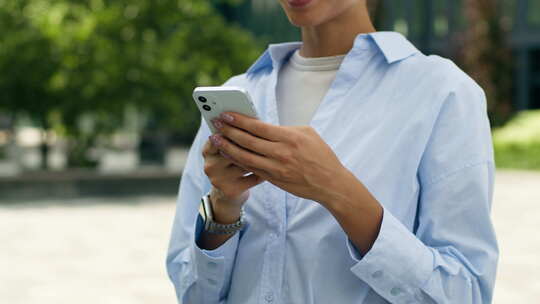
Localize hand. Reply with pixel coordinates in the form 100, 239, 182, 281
210, 112, 384, 255
210, 112, 350, 206
201, 136, 264, 223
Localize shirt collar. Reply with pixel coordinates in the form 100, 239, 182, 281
366, 31, 420, 64
246, 41, 302, 76
246, 31, 419, 77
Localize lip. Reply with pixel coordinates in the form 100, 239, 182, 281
287, 0, 313, 8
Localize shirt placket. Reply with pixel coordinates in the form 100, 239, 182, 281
259, 66, 287, 304
259, 183, 286, 304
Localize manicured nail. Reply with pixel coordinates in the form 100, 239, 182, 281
210, 134, 221, 146
212, 119, 223, 129
220, 113, 234, 122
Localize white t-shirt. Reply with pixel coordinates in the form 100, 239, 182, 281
276, 49, 346, 126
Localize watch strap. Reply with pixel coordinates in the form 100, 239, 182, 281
200, 194, 244, 234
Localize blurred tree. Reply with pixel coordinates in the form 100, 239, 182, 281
369, 0, 515, 127
0, 0, 261, 168
0, 0, 60, 168
459, 0, 514, 127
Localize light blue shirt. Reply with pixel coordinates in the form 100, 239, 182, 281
166, 31, 498, 304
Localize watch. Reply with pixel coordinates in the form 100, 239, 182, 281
198, 193, 244, 234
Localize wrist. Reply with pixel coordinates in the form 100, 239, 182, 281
210, 195, 243, 224
315, 168, 383, 255
317, 167, 356, 208
319, 167, 378, 215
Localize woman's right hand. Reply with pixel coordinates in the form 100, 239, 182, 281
202, 132, 264, 224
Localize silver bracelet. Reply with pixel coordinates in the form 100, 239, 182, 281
206, 209, 245, 234
199, 194, 245, 234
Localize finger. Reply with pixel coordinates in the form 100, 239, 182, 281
202, 136, 220, 157
224, 156, 273, 181
219, 112, 285, 142
217, 121, 275, 157
208, 162, 252, 186
204, 144, 238, 175
244, 167, 273, 181
224, 163, 252, 178
204, 154, 233, 175
209, 146, 261, 175
214, 134, 277, 173
237, 173, 265, 190
217, 145, 272, 180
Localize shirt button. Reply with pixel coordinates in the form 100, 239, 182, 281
390, 287, 403, 296
207, 262, 218, 269
264, 292, 274, 302
371, 270, 383, 279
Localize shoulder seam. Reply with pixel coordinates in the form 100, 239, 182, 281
423, 160, 494, 188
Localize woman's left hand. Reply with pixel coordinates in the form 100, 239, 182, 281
210, 111, 350, 205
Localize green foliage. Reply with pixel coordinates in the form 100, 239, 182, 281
0, 0, 58, 125
0, 0, 261, 149
493, 110, 540, 170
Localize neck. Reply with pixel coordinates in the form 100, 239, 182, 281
299, 2, 375, 58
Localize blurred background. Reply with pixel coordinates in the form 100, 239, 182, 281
0, 0, 539, 303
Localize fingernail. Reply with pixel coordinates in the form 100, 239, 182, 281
220, 113, 234, 122
210, 134, 221, 146
212, 119, 223, 129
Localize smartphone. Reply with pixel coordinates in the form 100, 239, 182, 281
193, 86, 260, 134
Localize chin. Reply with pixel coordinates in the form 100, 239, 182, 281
286, 13, 324, 27
279, 0, 353, 28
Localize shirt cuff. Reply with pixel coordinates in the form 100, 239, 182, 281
195, 214, 240, 258
347, 206, 434, 302
190, 214, 240, 295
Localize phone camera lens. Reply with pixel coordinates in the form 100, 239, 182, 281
202, 105, 211, 111
198, 96, 207, 103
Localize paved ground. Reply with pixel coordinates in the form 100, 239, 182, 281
490, 170, 540, 303
0, 169, 539, 303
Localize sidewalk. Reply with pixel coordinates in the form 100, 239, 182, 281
0, 169, 538, 303
491, 170, 540, 302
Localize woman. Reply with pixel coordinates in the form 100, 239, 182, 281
167, 0, 498, 303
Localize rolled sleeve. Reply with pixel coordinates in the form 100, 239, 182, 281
348, 206, 433, 302
190, 214, 240, 301
343, 76, 498, 303
346, 160, 497, 303
166, 75, 249, 304
167, 75, 252, 303
166, 113, 240, 304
